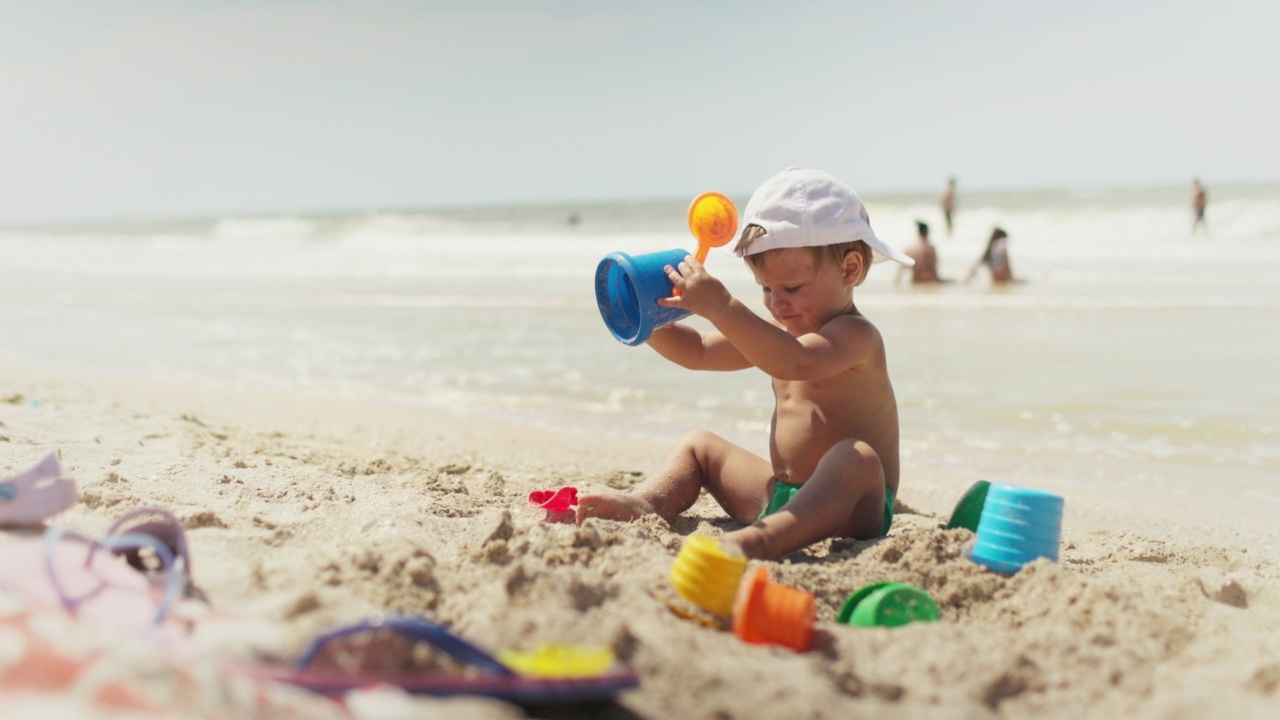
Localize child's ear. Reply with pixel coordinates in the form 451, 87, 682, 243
843, 249, 867, 286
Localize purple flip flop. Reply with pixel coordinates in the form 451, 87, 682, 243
244, 616, 640, 705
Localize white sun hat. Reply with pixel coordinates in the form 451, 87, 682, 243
725, 167, 914, 266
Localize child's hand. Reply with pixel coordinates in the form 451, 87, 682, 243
657, 255, 732, 319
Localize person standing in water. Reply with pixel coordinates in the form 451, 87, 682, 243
940, 177, 957, 237
1192, 179, 1208, 236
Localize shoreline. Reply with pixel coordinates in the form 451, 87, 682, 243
3, 362, 1280, 718
16, 359, 1272, 556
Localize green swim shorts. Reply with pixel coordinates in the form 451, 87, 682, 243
758, 480, 895, 537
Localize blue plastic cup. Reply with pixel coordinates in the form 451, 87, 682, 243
969, 484, 1064, 574
973, 510, 1062, 544
595, 249, 692, 346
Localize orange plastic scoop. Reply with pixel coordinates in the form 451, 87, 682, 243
672, 192, 739, 297
687, 191, 739, 264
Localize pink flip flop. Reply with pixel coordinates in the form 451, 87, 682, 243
0, 509, 192, 649
0, 451, 77, 527
0, 533, 180, 634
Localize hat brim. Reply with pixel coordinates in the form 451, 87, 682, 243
724, 234, 915, 267
867, 238, 915, 267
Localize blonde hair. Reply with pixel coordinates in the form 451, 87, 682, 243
737, 224, 872, 285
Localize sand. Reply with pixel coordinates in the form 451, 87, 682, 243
2, 363, 1279, 719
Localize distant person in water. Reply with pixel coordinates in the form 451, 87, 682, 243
1191, 179, 1208, 236
897, 221, 950, 284
940, 177, 957, 237
966, 227, 1018, 284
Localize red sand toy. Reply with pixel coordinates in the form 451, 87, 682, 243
528, 487, 579, 523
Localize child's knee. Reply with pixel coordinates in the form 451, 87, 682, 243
819, 438, 890, 491
675, 429, 721, 455
826, 440, 884, 486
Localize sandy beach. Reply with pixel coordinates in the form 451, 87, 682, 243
2, 361, 1278, 719
4, 2, 1280, 717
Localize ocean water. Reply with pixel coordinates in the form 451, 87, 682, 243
1, 184, 1277, 504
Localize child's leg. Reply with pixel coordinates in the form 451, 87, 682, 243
724, 439, 886, 561
576, 430, 773, 525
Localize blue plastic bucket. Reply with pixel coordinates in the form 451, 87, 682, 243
595, 249, 692, 346
969, 484, 1064, 574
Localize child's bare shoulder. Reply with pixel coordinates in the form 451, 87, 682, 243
820, 315, 886, 375
821, 312, 884, 347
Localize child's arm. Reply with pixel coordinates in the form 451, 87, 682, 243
964, 257, 983, 283
703, 299, 873, 380
657, 258, 873, 380
647, 324, 752, 371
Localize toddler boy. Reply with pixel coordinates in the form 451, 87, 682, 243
577, 168, 913, 560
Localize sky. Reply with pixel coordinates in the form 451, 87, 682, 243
1, 0, 1277, 223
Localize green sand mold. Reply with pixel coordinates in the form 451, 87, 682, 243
945, 480, 991, 532
838, 583, 940, 628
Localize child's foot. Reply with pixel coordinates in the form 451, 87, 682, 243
575, 492, 656, 525
722, 526, 775, 561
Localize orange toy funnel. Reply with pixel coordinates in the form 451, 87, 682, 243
732, 567, 815, 652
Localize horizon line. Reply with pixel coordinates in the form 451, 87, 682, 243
2, 177, 1276, 230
